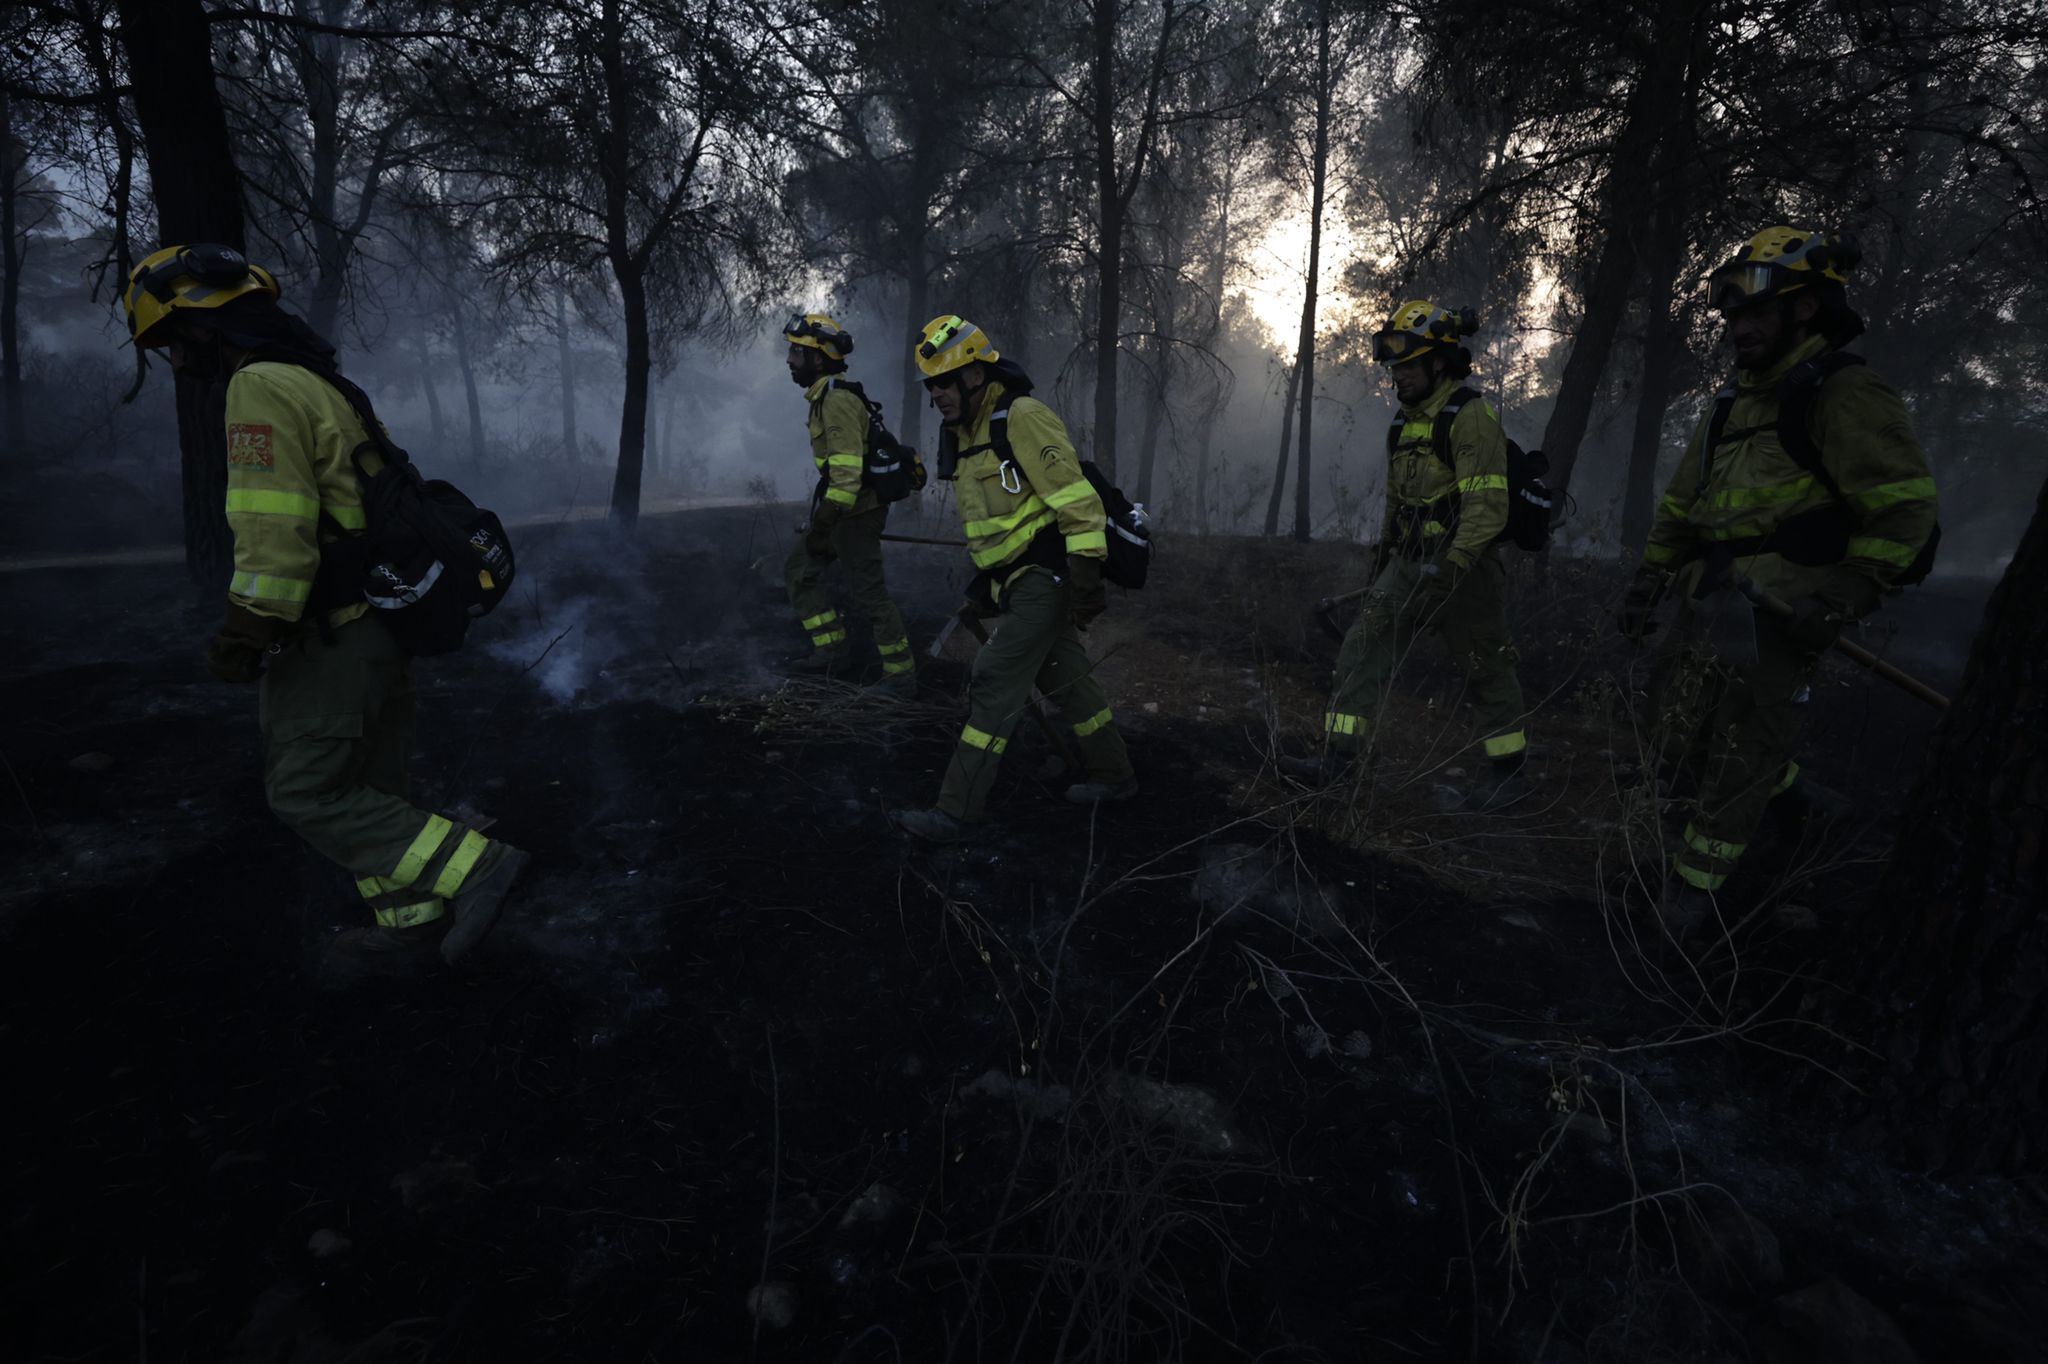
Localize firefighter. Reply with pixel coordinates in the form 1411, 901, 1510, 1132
1285, 301, 1530, 810
1619, 226, 1938, 932
888, 315, 1136, 842
123, 244, 528, 974
781, 313, 917, 693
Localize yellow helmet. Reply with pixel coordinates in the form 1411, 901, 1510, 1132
123, 244, 280, 349
1706, 227, 1860, 312
914, 314, 999, 379
1371, 299, 1475, 364
782, 311, 853, 362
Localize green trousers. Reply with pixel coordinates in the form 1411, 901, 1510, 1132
937, 569, 1133, 822
1650, 602, 1810, 891
1325, 551, 1527, 762
785, 503, 914, 676
259, 613, 501, 927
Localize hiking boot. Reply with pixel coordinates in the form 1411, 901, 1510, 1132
787, 649, 851, 677
1656, 873, 1717, 940
441, 844, 529, 964
324, 924, 445, 980
1277, 751, 1355, 785
890, 807, 974, 844
871, 670, 919, 698
1065, 775, 1139, 805
1431, 766, 1535, 813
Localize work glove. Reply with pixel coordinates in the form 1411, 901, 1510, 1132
1416, 557, 1463, 607
205, 602, 293, 684
1779, 594, 1846, 654
1065, 555, 1107, 630
1616, 570, 1670, 642
803, 502, 844, 560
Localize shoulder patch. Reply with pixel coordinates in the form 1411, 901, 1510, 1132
227, 422, 275, 469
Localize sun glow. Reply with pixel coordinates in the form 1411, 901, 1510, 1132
1231, 205, 1366, 360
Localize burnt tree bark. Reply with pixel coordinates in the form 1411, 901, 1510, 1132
116, 0, 245, 591
1263, 357, 1301, 536
1824, 471, 2048, 1173
1289, 0, 1330, 544
1, 90, 24, 458
1618, 190, 1688, 553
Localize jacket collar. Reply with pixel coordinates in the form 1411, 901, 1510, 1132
1400, 375, 1461, 421
803, 374, 834, 402
1738, 333, 1831, 392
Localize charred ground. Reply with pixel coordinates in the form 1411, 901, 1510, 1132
2, 505, 2041, 1363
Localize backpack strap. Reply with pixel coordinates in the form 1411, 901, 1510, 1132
1696, 381, 1738, 501
1773, 351, 1864, 510
1429, 387, 1482, 468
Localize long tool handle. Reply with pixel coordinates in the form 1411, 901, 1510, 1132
1743, 583, 1951, 711
881, 533, 968, 548
958, 608, 1080, 771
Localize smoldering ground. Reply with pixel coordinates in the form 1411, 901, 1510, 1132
3, 505, 2042, 1363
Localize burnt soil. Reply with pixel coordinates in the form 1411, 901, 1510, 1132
3, 504, 2043, 1364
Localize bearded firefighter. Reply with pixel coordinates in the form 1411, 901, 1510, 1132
1619, 226, 1939, 933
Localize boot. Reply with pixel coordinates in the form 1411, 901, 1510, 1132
1277, 750, 1355, 785
871, 670, 919, 699
1431, 761, 1534, 813
1656, 872, 1717, 940
787, 649, 851, 678
1065, 775, 1139, 805
890, 807, 974, 844
441, 844, 530, 964
324, 924, 445, 980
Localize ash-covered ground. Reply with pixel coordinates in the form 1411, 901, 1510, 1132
2, 505, 2041, 1363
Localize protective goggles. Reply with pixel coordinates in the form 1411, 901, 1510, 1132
1705, 263, 1791, 312
1372, 330, 1434, 363
132, 244, 255, 302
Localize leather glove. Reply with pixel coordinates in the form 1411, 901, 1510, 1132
1779, 594, 1846, 653
1065, 555, 1107, 630
205, 602, 293, 683
1616, 570, 1669, 642
803, 502, 843, 560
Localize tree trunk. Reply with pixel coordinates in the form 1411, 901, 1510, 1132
898, 222, 929, 454
116, 0, 245, 591
609, 269, 651, 527
1821, 471, 2048, 1173
1089, 0, 1123, 478
413, 329, 445, 448
1264, 358, 1301, 536
1133, 365, 1166, 506
1531, 0, 1693, 509
1618, 194, 1687, 554
1, 90, 24, 458
555, 290, 578, 462
449, 297, 485, 469
1291, 0, 1331, 544
293, 0, 347, 341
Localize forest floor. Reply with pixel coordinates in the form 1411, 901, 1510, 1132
3, 501, 2044, 1364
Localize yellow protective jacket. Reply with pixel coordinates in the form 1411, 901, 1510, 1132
946, 381, 1107, 593
222, 359, 383, 627
1644, 335, 1937, 613
1384, 377, 1509, 570
806, 376, 878, 515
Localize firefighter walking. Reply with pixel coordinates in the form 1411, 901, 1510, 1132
124, 244, 528, 974
1619, 226, 1938, 932
781, 313, 916, 693
1287, 301, 1531, 810
889, 315, 1136, 842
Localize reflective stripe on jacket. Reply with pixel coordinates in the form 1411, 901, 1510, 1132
1384, 377, 1509, 570
222, 360, 381, 626
805, 375, 877, 513
1644, 336, 1937, 606
948, 382, 1107, 582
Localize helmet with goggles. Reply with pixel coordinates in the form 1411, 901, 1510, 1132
1705, 227, 1860, 314
914, 314, 999, 379
123, 244, 280, 349
1372, 300, 1476, 364
783, 312, 853, 362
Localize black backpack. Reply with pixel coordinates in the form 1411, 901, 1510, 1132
272, 355, 515, 657
974, 389, 1153, 590
1389, 387, 1553, 552
1700, 350, 1940, 588
811, 378, 927, 504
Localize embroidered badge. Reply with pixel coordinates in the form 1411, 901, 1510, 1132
227, 423, 275, 469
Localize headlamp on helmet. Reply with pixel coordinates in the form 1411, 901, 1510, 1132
914, 314, 999, 379
122, 243, 280, 348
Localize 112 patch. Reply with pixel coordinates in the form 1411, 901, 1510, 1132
227, 422, 275, 469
